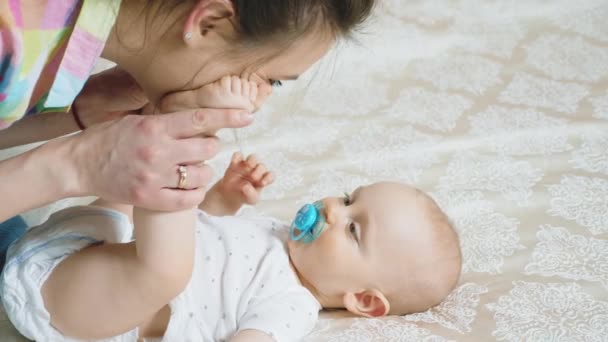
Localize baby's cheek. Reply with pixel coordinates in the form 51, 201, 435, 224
321, 236, 350, 265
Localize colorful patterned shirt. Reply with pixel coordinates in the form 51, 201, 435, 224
0, 0, 121, 129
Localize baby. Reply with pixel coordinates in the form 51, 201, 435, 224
0, 78, 462, 341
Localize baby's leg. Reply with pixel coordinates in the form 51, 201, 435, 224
90, 198, 134, 223
42, 208, 195, 339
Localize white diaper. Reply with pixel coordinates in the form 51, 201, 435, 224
0, 206, 137, 341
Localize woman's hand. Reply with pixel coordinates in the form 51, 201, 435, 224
0, 72, 261, 220
68, 109, 254, 211
73, 66, 148, 127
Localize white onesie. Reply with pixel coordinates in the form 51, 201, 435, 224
0, 206, 321, 341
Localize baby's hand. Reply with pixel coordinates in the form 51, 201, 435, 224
218, 152, 274, 206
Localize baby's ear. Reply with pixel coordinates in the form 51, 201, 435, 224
343, 289, 390, 317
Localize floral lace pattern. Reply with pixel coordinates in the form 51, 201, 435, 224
552, 4, 608, 43
487, 281, 608, 341
548, 175, 608, 235
339, 122, 441, 183
525, 225, 608, 290
438, 151, 544, 206
570, 129, 608, 175
498, 73, 589, 114
411, 54, 503, 95
524, 34, 608, 82
468, 106, 572, 156
304, 318, 449, 342
3, 0, 607, 341
590, 93, 608, 120
433, 190, 524, 274
403, 283, 488, 333
385, 87, 472, 132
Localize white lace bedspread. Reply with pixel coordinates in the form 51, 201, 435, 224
2, 1, 608, 341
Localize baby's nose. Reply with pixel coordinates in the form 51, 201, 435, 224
323, 199, 343, 226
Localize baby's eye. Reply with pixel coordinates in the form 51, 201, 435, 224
349, 223, 358, 242
343, 192, 352, 206
269, 79, 283, 87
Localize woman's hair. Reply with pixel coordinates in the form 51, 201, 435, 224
232, 0, 376, 45
147, 0, 375, 47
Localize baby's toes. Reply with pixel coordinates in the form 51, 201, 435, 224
220, 75, 232, 93
240, 78, 251, 100
230, 76, 242, 96
249, 81, 258, 105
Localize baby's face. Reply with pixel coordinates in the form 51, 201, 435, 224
288, 182, 434, 311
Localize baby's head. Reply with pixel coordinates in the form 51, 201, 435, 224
288, 181, 461, 316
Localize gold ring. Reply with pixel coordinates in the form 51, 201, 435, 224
178, 165, 187, 189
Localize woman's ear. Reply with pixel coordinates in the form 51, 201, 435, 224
343, 289, 390, 317
183, 0, 236, 45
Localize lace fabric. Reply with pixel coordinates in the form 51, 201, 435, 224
3, 0, 608, 340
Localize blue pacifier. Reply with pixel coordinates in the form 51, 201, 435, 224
289, 201, 325, 243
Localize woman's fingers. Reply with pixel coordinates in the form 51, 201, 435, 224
75, 111, 249, 211
155, 109, 254, 139
166, 163, 214, 190
169, 137, 221, 165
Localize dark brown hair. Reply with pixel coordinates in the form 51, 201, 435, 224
144, 0, 375, 46
232, 0, 376, 45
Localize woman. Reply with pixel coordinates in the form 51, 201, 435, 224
0, 0, 375, 222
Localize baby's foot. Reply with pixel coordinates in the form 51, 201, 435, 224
197, 76, 260, 112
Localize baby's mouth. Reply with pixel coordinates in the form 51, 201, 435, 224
289, 201, 326, 244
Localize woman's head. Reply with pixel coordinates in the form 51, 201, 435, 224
103, 0, 375, 105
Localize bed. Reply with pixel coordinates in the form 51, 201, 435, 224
1, 0, 607, 340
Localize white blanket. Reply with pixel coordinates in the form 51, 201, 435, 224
2, 0, 608, 340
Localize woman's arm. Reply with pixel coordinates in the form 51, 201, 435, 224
41, 207, 195, 339
0, 110, 80, 149
0, 67, 147, 149
0, 136, 79, 222
0, 108, 253, 222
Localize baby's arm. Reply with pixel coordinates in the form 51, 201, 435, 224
200, 152, 274, 216
41, 207, 195, 339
